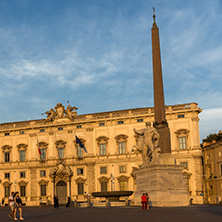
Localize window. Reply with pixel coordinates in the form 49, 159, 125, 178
101, 182, 107, 192
58, 148, 64, 158
119, 181, 127, 191
40, 170, 46, 177
20, 172, 26, 178
58, 127, 63, 131
5, 173, 10, 179
77, 183, 84, 195
40, 129, 45, 132
20, 186, 26, 197
40, 149, 46, 160
100, 167, 107, 174
178, 114, 185, 118
77, 146, 83, 157
20, 150, 26, 162
77, 168, 84, 175
5, 186, 10, 197
99, 123, 105, 126
137, 119, 143, 122
76, 125, 82, 129
118, 121, 124, 125
119, 142, 125, 154
20, 131, 25, 135
40, 185, 47, 196
99, 144, 106, 156
119, 166, 126, 173
220, 164, 222, 176
180, 162, 188, 170
179, 137, 187, 150
5, 132, 10, 136
5, 152, 10, 162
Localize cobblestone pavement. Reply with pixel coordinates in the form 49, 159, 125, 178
0, 205, 222, 222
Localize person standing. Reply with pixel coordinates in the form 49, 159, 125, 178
2, 197, 5, 207
8, 192, 15, 219
14, 192, 24, 220
141, 193, 147, 210
65, 196, 71, 208
145, 193, 150, 210
39, 197, 42, 208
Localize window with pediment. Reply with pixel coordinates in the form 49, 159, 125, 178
2, 145, 12, 163
74, 138, 86, 158
115, 135, 128, 154
55, 140, 66, 159
2, 181, 12, 197
75, 178, 86, 195
175, 129, 190, 150
96, 136, 109, 156
38, 142, 48, 160
17, 144, 28, 162
38, 179, 49, 196
117, 175, 129, 191
98, 176, 109, 192
18, 180, 28, 197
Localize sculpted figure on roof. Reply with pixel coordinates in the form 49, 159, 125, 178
43, 103, 78, 123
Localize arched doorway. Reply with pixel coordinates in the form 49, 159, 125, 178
56, 181, 67, 204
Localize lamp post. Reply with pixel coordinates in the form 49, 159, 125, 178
110, 174, 115, 191
14, 171, 16, 191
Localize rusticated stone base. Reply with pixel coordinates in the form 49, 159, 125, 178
134, 163, 189, 207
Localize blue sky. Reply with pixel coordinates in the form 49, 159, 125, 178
0, 0, 221, 142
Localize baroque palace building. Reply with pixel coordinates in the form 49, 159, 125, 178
202, 133, 222, 204
0, 102, 203, 206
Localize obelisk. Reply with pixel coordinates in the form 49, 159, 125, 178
151, 8, 171, 153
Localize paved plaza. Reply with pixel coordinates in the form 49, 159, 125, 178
0, 205, 222, 222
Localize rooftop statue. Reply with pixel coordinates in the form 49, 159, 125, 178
43, 103, 78, 123
133, 122, 160, 165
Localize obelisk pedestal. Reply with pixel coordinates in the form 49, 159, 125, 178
134, 154, 189, 206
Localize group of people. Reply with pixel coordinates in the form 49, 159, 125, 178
8, 191, 24, 220
141, 193, 150, 210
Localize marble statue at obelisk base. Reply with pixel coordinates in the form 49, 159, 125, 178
133, 9, 189, 207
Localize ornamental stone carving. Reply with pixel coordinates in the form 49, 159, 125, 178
43, 103, 78, 123
49, 159, 73, 178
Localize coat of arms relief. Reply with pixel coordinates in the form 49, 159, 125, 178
43, 103, 78, 123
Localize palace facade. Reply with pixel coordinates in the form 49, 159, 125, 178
203, 136, 222, 204
0, 102, 203, 206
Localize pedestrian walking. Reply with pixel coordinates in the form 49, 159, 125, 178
14, 192, 24, 220
141, 193, 147, 210
8, 192, 15, 219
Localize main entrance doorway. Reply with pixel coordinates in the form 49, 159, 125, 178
56, 181, 67, 204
